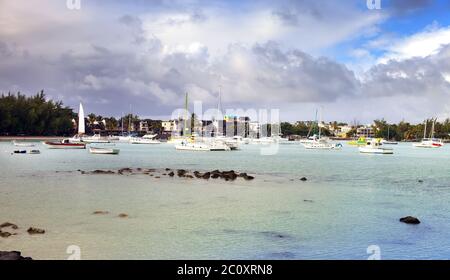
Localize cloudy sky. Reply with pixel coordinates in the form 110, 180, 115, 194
1, 0, 450, 123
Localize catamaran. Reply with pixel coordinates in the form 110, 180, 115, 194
301, 109, 342, 150
175, 140, 231, 151
413, 119, 443, 148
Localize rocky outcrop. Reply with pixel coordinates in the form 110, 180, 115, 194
118, 213, 129, 218
27, 227, 45, 235
0, 231, 12, 238
399, 216, 421, 224
300, 177, 307, 181
80, 167, 256, 182
0, 222, 18, 230
0, 251, 32, 260
92, 211, 109, 215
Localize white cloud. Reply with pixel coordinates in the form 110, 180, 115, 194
378, 23, 450, 63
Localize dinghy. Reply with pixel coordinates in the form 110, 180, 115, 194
89, 147, 120, 155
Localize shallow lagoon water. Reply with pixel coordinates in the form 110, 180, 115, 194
0, 141, 449, 259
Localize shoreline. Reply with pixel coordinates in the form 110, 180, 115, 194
0, 136, 63, 141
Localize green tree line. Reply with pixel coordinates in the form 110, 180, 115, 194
0, 91, 75, 136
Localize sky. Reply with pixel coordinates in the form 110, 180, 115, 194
1, 0, 450, 124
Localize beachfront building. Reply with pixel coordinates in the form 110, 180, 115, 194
334, 125, 354, 138
356, 125, 375, 138
139, 121, 149, 132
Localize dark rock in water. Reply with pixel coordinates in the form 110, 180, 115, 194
260, 231, 290, 239
185, 175, 194, 179
193, 171, 203, 178
27, 227, 45, 235
168, 171, 175, 177
0, 231, 12, 238
177, 169, 187, 177
154, 176, 160, 179
0, 222, 18, 230
118, 168, 133, 174
202, 172, 211, 179
222, 171, 238, 181
418, 180, 424, 183
165, 168, 171, 171
303, 199, 314, 203
136, 168, 142, 171
400, 216, 421, 224
0, 251, 32, 260
92, 211, 109, 215
242, 174, 255, 181
162, 173, 167, 176
118, 213, 129, 218
300, 177, 307, 181
211, 173, 221, 179
92, 170, 115, 175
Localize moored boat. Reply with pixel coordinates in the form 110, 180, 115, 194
89, 147, 120, 155
359, 139, 393, 154
412, 119, 443, 148
43, 139, 86, 149
129, 137, 161, 144
12, 140, 36, 147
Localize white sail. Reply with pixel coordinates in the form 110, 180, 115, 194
78, 102, 85, 135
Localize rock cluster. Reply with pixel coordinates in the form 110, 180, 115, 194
399, 216, 421, 224
0, 251, 32, 260
79, 167, 256, 181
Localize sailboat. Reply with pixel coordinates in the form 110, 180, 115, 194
382, 126, 398, 145
169, 93, 191, 144
301, 109, 342, 150
413, 119, 443, 148
45, 103, 86, 149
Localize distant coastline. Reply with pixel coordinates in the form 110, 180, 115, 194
0, 136, 63, 141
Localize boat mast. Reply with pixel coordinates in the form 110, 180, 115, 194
184, 92, 189, 136
318, 108, 322, 139
423, 120, 427, 139
128, 104, 132, 134
121, 112, 124, 135
430, 118, 436, 139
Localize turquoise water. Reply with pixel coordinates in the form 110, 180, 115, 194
0, 141, 449, 259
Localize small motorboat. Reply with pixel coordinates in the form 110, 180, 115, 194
43, 139, 86, 149
12, 140, 35, 147
89, 147, 120, 155
13, 150, 27, 154
359, 139, 393, 154
28, 150, 41, 154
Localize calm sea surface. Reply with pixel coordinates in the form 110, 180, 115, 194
0, 141, 449, 259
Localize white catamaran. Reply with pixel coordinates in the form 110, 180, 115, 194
301, 109, 342, 150
413, 119, 444, 148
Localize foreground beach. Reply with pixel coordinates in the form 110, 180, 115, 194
1, 142, 449, 259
